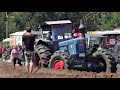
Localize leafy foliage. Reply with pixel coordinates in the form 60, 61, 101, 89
0, 12, 120, 42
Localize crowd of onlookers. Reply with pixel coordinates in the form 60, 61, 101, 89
0, 44, 24, 65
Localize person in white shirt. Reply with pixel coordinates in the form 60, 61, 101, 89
97, 45, 103, 51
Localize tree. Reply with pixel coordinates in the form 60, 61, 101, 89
1, 12, 120, 42
95, 12, 120, 31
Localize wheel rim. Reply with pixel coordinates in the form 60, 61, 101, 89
53, 60, 64, 70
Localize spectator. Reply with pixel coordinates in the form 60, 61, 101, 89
97, 45, 103, 51
10, 46, 22, 66
17, 44, 22, 52
5, 45, 12, 60
117, 35, 120, 44
0, 44, 3, 60
22, 27, 36, 73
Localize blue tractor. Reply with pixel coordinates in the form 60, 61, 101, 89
35, 20, 117, 73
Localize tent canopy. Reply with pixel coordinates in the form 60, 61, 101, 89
2, 38, 14, 42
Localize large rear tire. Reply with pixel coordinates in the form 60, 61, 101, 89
35, 44, 52, 67
93, 51, 117, 73
49, 52, 70, 70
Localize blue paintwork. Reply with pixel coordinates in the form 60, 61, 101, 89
59, 37, 85, 55
37, 20, 104, 71
39, 22, 86, 61
59, 37, 85, 46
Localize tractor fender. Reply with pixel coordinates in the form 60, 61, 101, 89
36, 40, 48, 47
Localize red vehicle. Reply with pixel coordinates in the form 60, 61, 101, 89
103, 33, 120, 49
97, 30, 120, 49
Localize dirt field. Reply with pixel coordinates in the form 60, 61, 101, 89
0, 61, 120, 78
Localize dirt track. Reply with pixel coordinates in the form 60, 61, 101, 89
0, 61, 120, 78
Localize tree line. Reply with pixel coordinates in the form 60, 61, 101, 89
0, 12, 120, 41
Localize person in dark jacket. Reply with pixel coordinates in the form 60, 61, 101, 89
46, 31, 52, 41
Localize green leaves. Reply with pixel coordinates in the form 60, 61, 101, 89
0, 12, 120, 42
96, 12, 120, 31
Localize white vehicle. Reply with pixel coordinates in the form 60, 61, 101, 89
85, 34, 107, 49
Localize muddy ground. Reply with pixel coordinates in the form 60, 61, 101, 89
0, 61, 120, 78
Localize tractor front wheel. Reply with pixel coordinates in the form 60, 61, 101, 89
49, 52, 70, 70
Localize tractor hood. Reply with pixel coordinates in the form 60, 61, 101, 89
59, 37, 85, 47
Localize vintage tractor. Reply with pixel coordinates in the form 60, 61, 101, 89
109, 43, 120, 64
35, 20, 117, 73
86, 34, 108, 49
85, 34, 108, 54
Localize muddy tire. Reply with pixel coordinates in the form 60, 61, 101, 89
35, 44, 52, 67
93, 50, 117, 73
49, 52, 70, 69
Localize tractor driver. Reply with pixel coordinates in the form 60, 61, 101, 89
46, 31, 54, 52
46, 31, 52, 41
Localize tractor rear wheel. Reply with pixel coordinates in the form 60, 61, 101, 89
35, 44, 52, 67
49, 52, 70, 70
34, 53, 41, 68
93, 51, 117, 73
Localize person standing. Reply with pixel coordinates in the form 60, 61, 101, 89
117, 35, 120, 44
97, 45, 103, 51
22, 27, 36, 73
46, 31, 52, 41
0, 44, 3, 60
10, 46, 22, 66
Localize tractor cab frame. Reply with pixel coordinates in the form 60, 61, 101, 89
85, 34, 108, 51
37, 20, 73, 52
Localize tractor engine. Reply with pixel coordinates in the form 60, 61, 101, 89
58, 37, 86, 69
